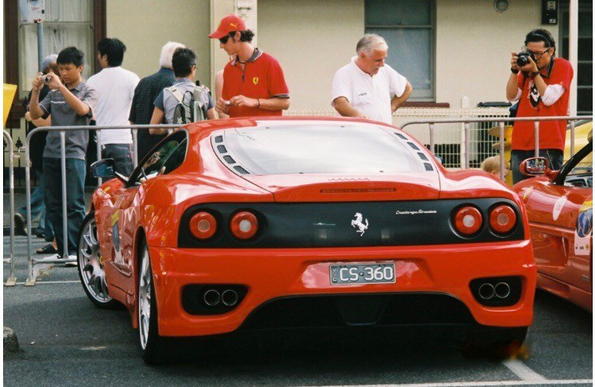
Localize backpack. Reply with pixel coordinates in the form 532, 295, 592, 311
166, 84, 210, 124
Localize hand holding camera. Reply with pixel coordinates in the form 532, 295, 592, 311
31, 72, 45, 92
511, 52, 538, 74
41, 72, 61, 90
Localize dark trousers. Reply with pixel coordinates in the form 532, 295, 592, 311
102, 144, 134, 176
43, 157, 86, 256
511, 149, 564, 184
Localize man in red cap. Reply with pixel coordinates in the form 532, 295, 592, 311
209, 14, 290, 117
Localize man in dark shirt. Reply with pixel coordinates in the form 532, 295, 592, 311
129, 41, 184, 161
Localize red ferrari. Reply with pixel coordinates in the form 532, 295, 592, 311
513, 136, 592, 312
78, 117, 536, 363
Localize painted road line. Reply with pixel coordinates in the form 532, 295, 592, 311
11, 280, 80, 285
502, 359, 547, 381
300, 380, 593, 387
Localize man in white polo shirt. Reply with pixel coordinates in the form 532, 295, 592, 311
87, 38, 140, 176
331, 34, 412, 125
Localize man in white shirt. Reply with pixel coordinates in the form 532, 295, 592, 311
87, 38, 140, 176
331, 34, 412, 125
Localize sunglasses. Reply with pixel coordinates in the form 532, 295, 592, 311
219, 34, 233, 44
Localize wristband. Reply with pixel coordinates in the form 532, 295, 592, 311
256, 98, 261, 108
511, 67, 519, 74
530, 71, 541, 79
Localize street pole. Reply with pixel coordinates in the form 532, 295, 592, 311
37, 21, 44, 71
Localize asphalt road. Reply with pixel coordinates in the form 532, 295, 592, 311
3, 234, 593, 387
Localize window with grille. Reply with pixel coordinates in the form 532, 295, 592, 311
365, 0, 435, 101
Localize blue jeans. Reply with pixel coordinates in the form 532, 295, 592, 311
43, 157, 86, 256
102, 144, 134, 177
511, 149, 564, 184
18, 169, 53, 237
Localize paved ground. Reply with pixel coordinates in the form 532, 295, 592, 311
3, 228, 592, 387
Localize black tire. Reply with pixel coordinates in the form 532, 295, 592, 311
138, 239, 169, 365
460, 326, 528, 359
77, 212, 122, 309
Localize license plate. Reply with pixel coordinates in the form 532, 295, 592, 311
330, 263, 396, 285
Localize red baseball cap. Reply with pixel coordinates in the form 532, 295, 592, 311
209, 14, 246, 39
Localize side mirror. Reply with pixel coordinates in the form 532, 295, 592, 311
520, 157, 550, 176
91, 159, 115, 178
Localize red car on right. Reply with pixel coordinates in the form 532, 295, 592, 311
513, 134, 592, 311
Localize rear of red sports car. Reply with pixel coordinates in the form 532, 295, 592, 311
88, 117, 536, 363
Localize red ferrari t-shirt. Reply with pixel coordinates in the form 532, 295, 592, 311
512, 58, 573, 151
223, 49, 290, 118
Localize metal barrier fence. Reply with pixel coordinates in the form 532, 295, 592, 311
3, 130, 17, 286
23, 124, 182, 285
401, 115, 592, 181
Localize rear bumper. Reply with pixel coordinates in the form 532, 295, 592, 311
150, 241, 536, 337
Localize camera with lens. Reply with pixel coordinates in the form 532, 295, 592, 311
516, 51, 533, 67
43, 75, 52, 84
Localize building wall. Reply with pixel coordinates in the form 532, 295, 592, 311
436, 0, 559, 108
258, 0, 558, 111
106, 0, 212, 86
258, 0, 364, 112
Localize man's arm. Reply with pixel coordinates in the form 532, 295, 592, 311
228, 95, 290, 111
506, 52, 522, 101
29, 73, 46, 120
391, 81, 413, 112
260, 97, 289, 111
506, 72, 521, 101
149, 107, 167, 135
332, 97, 365, 118
25, 111, 51, 127
206, 108, 217, 120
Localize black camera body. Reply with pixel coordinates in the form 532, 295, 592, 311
516, 51, 533, 67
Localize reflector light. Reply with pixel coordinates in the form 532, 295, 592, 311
489, 205, 517, 234
454, 206, 482, 235
190, 212, 217, 239
230, 211, 258, 240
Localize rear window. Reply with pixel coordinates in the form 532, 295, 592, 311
213, 123, 429, 175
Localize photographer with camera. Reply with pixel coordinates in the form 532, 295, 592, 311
29, 47, 97, 264
506, 29, 573, 183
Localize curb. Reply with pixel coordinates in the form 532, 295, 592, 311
3, 326, 19, 353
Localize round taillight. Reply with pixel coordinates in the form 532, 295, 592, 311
490, 205, 517, 234
454, 206, 483, 236
230, 211, 258, 240
190, 212, 217, 239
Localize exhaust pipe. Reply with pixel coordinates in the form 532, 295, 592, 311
478, 283, 495, 300
494, 282, 511, 299
203, 289, 221, 306
221, 289, 239, 306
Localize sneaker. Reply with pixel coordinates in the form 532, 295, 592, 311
64, 255, 78, 267
14, 213, 27, 236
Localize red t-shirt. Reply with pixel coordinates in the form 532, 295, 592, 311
223, 49, 290, 118
512, 58, 573, 151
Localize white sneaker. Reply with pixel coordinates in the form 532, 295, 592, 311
64, 255, 78, 267
39, 253, 61, 262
